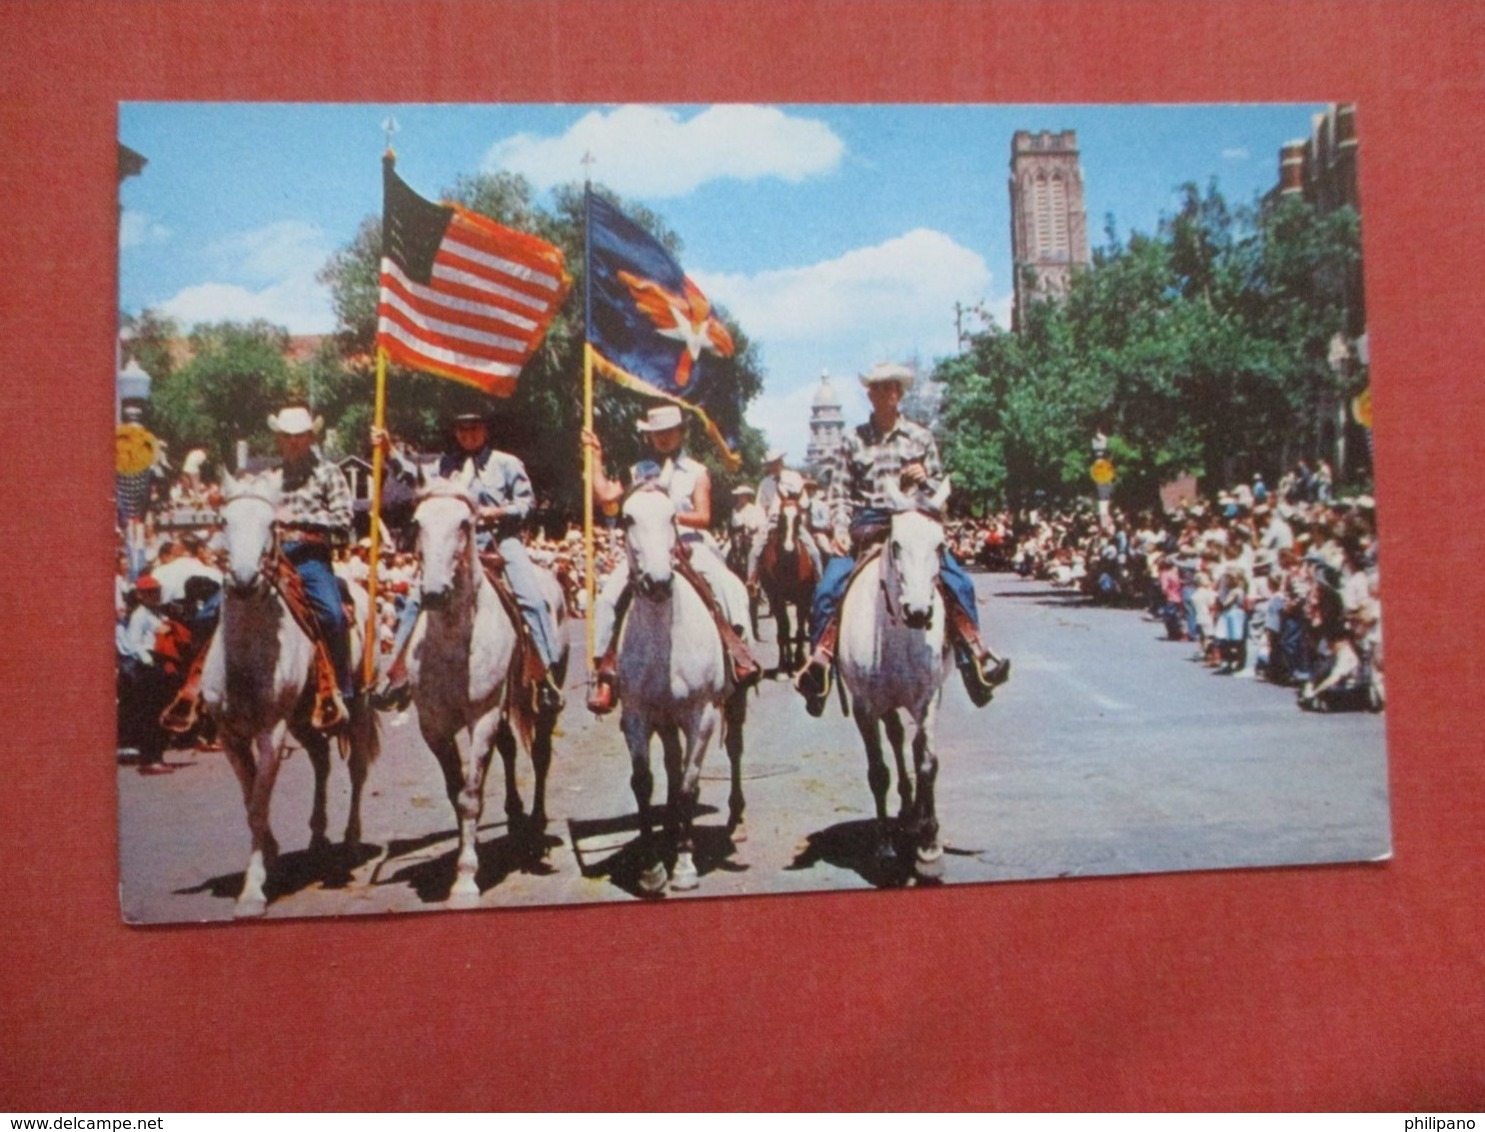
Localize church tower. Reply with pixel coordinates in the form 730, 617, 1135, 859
1009, 129, 1091, 330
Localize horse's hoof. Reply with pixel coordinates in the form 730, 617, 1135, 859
915, 847, 946, 880
638, 861, 669, 895
234, 896, 267, 919
671, 854, 699, 891
449, 876, 481, 904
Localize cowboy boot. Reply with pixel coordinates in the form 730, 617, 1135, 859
160, 646, 208, 734
711, 610, 760, 689
309, 641, 349, 732
943, 595, 1011, 708
521, 632, 565, 715
793, 618, 838, 718
586, 648, 619, 715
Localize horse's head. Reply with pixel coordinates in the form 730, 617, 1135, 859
411, 479, 477, 608
621, 483, 677, 599
776, 496, 802, 555
886, 476, 952, 630
218, 470, 282, 596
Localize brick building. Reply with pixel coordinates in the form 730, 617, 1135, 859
1008, 129, 1091, 330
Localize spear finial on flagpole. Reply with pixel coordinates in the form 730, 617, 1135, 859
382, 116, 400, 158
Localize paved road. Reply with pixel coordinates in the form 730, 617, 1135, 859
118, 572, 1390, 923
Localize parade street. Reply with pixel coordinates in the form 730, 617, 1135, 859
118, 571, 1391, 924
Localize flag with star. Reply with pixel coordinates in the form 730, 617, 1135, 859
585, 189, 741, 466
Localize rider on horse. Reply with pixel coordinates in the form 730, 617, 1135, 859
372, 411, 565, 715
793, 362, 1012, 716
165, 403, 356, 734
583, 404, 760, 715
748, 466, 822, 588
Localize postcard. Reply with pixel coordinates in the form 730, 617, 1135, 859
114, 102, 1388, 923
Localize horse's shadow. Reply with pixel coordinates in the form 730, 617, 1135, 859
567, 803, 747, 899
177, 839, 382, 906
785, 818, 944, 889
374, 820, 562, 904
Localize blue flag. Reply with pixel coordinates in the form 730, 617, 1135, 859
585, 190, 740, 466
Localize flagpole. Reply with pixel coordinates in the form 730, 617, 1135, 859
581, 172, 597, 677
363, 344, 389, 689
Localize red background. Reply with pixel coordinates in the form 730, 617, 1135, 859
2, 1, 1481, 1111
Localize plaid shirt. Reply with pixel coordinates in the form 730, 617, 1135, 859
826, 415, 943, 544
278, 453, 354, 538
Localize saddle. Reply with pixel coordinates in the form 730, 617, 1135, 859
670, 543, 758, 688
478, 549, 550, 715
160, 558, 351, 735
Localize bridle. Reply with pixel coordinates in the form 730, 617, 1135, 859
220, 490, 287, 596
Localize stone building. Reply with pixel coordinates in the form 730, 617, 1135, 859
803, 370, 845, 481
1008, 129, 1091, 330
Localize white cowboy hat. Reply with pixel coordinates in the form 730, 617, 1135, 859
731, 484, 756, 496
636, 405, 684, 433
859, 361, 915, 390
267, 406, 323, 436
763, 448, 786, 464
778, 469, 805, 496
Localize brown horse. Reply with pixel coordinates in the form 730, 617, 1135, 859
757, 497, 819, 674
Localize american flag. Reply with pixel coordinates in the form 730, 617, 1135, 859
377, 157, 570, 396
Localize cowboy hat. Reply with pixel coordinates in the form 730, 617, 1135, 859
731, 484, 756, 496
859, 361, 915, 390
636, 405, 684, 433
763, 448, 786, 464
267, 406, 323, 436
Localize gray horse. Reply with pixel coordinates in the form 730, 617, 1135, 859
203, 472, 379, 918
616, 485, 747, 894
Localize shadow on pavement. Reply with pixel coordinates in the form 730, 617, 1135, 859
567, 803, 746, 898
373, 819, 562, 903
785, 818, 917, 888
176, 838, 381, 905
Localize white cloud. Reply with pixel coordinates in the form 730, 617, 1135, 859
119, 210, 169, 249
1222, 147, 1251, 161
205, 220, 328, 284
157, 220, 336, 334
485, 104, 844, 198
695, 227, 990, 351
158, 278, 335, 335
694, 228, 993, 455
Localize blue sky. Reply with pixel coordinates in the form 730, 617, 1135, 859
119, 102, 1328, 459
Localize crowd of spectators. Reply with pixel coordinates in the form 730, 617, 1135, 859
944, 460, 1383, 712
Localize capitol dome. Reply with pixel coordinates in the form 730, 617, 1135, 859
812, 370, 841, 408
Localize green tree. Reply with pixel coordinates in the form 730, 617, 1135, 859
149, 320, 298, 465
937, 181, 1363, 513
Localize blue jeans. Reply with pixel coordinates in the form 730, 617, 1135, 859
284, 541, 350, 696
808, 517, 980, 647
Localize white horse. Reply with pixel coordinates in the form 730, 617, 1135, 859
203, 471, 379, 918
407, 480, 568, 903
617, 485, 747, 894
836, 477, 955, 879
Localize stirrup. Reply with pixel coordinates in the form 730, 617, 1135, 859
586, 670, 617, 716
311, 688, 349, 732
159, 693, 200, 735
794, 657, 833, 718
371, 675, 411, 713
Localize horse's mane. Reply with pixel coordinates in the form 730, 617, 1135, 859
415, 476, 478, 507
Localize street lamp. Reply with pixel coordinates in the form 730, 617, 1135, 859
1327, 332, 1352, 482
